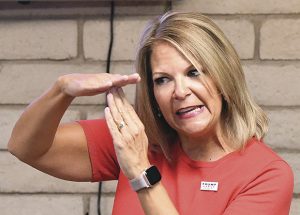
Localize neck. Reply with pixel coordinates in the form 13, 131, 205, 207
179, 128, 233, 162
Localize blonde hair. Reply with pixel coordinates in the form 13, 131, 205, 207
135, 12, 268, 159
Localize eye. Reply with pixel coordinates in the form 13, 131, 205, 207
187, 69, 200, 77
153, 77, 170, 85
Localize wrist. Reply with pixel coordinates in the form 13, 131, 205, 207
55, 76, 75, 100
129, 165, 161, 192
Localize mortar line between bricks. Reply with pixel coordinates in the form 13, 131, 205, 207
273, 148, 300, 154
0, 13, 163, 21
77, 17, 85, 61
0, 59, 134, 64
205, 14, 300, 19
0, 192, 115, 195
2, 58, 300, 65
1, 13, 300, 20
241, 59, 300, 64
293, 193, 300, 198
253, 17, 262, 60
261, 105, 300, 110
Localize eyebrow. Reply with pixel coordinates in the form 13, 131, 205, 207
152, 65, 196, 76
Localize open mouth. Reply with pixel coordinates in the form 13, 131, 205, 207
175, 105, 205, 116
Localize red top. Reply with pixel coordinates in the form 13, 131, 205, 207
78, 119, 294, 215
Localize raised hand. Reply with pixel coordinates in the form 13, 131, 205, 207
57, 73, 140, 97
105, 87, 150, 180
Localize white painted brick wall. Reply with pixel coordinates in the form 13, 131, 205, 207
0, 108, 81, 149
0, 20, 77, 60
102, 180, 118, 193
260, 19, 300, 59
0, 195, 84, 215
173, 0, 300, 14
84, 17, 150, 61
279, 152, 300, 193
266, 109, 300, 150
243, 63, 300, 106
291, 199, 300, 215
0, 152, 97, 193
90, 195, 114, 215
0, 63, 106, 105
214, 19, 255, 59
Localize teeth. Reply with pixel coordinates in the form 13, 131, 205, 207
176, 106, 203, 115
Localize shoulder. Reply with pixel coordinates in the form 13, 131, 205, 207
240, 138, 288, 167
226, 138, 294, 189
223, 139, 294, 214
238, 138, 294, 195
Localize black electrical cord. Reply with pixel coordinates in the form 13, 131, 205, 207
164, 0, 172, 12
106, 1, 115, 74
97, 1, 115, 215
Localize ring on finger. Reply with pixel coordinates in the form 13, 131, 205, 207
118, 121, 126, 130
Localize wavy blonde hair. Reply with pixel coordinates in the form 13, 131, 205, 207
135, 12, 268, 159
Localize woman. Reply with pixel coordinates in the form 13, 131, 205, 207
8, 12, 293, 214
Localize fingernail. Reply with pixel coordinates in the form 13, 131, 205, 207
104, 107, 110, 113
107, 81, 113, 86
107, 92, 112, 99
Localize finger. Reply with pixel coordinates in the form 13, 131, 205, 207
104, 107, 123, 144
112, 88, 140, 134
127, 73, 141, 84
106, 93, 135, 144
117, 87, 144, 129
107, 90, 124, 127
111, 73, 140, 88
110, 87, 137, 129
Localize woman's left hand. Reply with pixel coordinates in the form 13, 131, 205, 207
105, 87, 151, 180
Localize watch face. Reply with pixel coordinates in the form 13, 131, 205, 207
145, 166, 161, 185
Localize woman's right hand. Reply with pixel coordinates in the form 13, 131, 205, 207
57, 73, 140, 97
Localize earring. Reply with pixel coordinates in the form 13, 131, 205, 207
157, 107, 162, 118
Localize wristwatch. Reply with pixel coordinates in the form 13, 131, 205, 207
130, 165, 161, 192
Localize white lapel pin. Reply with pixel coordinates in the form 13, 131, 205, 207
200, 181, 219, 192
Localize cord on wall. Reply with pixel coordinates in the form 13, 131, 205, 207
97, 1, 115, 215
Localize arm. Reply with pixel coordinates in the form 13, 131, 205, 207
137, 183, 179, 215
7, 73, 140, 181
105, 87, 179, 214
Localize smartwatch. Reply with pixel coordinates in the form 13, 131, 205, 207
130, 165, 161, 192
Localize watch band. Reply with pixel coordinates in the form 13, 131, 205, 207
130, 172, 150, 191
130, 165, 161, 192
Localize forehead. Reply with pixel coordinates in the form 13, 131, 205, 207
150, 41, 193, 73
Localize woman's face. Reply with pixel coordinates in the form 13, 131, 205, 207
151, 41, 223, 139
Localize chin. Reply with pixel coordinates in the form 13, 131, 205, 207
177, 118, 218, 135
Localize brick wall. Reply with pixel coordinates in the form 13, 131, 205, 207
0, 1, 299, 214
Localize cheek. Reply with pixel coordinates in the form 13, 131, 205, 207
154, 86, 172, 113
211, 95, 223, 116
154, 88, 165, 108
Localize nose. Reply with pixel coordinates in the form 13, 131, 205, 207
173, 77, 191, 100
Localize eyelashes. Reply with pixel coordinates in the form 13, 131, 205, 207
187, 69, 200, 77
153, 69, 201, 86
154, 77, 169, 85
